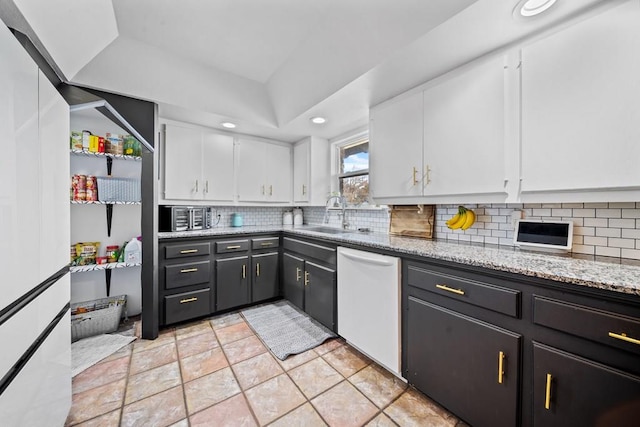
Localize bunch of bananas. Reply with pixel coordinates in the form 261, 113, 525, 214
446, 206, 476, 230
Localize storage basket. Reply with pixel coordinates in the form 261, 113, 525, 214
71, 295, 127, 342
97, 177, 141, 202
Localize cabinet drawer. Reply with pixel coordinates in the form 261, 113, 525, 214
407, 264, 520, 317
216, 239, 250, 254
165, 260, 211, 289
165, 288, 211, 325
252, 237, 280, 250
534, 296, 640, 355
283, 237, 336, 265
164, 242, 211, 259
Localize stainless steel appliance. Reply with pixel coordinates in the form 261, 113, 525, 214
160, 206, 213, 231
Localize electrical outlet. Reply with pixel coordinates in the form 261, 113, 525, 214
511, 210, 523, 227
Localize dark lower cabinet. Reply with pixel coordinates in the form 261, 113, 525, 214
532, 342, 640, 427
304, 261, 336, 331
216, 256, 249, 311
283, 253, 305, 310
251, 252, 279, 302
407, 296, 521, 427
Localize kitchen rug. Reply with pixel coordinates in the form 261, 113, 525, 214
71, 333, 136, 377
241, 300, 336, 360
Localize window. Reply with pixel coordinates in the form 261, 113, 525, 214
338, 139, 369, 205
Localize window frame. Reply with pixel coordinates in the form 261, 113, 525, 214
330, 129, 373, 207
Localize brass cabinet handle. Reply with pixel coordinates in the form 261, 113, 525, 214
260, 242, 273, 246
226, 245, 242, 250
498, 351, 505, 384
269, 185, 273, 196
180, 249, 198, 254
242, 264, 246, 279
180, 297, 198, 304
412, 167, 418, 185
304, 271, 310, 286
425, 164, 432, 185
195, 179, 199, 193
205, 180, 209, 193
296, 267, 302, 282
436, 284, 465, 296
256, 263, 260, 277
545, 373, 553, 410
180, 268, 198, 273
302, 184, 306, 195
609, 332, 640, 345
261, 185, 265, 195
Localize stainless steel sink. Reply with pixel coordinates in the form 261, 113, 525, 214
303, 226, 354, 235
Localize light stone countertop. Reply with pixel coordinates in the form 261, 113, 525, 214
158, 225, 640, 297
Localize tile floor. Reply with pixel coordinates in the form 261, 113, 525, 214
66, 309, 468, 427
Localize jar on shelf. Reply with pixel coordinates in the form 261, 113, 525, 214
106, 245, 120, 263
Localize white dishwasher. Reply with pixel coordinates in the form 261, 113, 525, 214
337, 247, 401, 377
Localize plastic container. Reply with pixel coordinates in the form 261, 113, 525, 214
231, 213, 243, 227
283, 211, 293, 225
124, 237, 142, 264
293, 208, 303, 226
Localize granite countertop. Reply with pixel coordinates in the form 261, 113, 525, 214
159, 225, 640, 297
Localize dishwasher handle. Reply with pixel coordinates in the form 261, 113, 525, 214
340, 250, 396, 267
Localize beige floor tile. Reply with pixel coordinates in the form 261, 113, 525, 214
184, 367, 241, 414
133, 332, 175, 354
289, 357, 343, 399
129, 342, 178, 375
322, 345, 370, 378
276, 348, 318, 371
72, 355, 130, 394
245, 374, 306, 425
176, 331, 219, 358
102, 342, 133, 363
349, 364, 407, 409
232, 352, 284, 390
313, 338, 344, 356
168, 420, 189, 427
180, 347, 229, 382
121, 386, 186, 427
366, 413, 398, 427
190, 394, 258, 427
125, 362, 182, 405
222, 335, 267, 364
71, 409, 120, 427
211, 312, 244, 330
216, 321, 254, 344
175, 319, 213, 340
66, 378, 126, 425
269, 402, 327, 427
384, 388, 457, 427
311, 381, 378, 427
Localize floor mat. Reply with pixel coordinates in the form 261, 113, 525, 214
71, 333, 136, 377
241, 300, 336, 360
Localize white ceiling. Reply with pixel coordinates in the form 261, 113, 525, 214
1, 0, 617, 142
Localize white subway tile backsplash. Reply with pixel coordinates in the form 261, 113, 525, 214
584, 203, 609, 208
574, 227, 595, 236
595, 209, 622, 218
622, 229, 640, 239
532, 209, 552, 216
572, 209, 596, 217
608, 238, 635, 249
551, 208, 572, 217
583, 236, 608, 246
608, 218, 636, 228
596, 228, 621, 238
609, 202, 636, 208
584, 218, 608, 227
596, 246, 621, 258
622, 248, 640, 260
622, 209, 640, 218
573, 244, 595, 255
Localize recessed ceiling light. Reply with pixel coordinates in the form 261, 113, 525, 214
310, 116, 327, 124
221, 122, 236, 129
516, 0, 557, 17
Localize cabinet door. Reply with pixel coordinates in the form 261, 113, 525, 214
266, 143, 291, 202
423, 57, 506, 198
282, 253, 305, 310
236, 138, 266, 202
520, 2, 640, 194
407, 297, 520, 427
252, 252, 279, 302
216, 256, 249, 311
164, 124, 202, 200
201, 131, 234, 202
533, 342, 640, 427
304, 261, 336, 332
369, 91, 424, 200
293, 141, 310, 203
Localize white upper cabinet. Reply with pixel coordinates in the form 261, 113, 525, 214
293, 136, 330, 205
163, 123, 234, 202
520, 1, 640, 201
237, 138, 291, 203
369, 91, 424, 201
422, 56, 506, 201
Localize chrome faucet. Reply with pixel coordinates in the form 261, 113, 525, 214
325, 195, 349, 229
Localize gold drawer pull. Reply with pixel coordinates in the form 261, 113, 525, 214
412, 166, 418, 185
256, 263, 260, 277
180, 297, 198, 304
261, 242, 273, 246
180, 268, 198, 273
544, 373, 552, 410
226, 245, 242, 250
304, 271, 310, 286
608, 332, 640, 345
242, 264, 246, 279
296, 267, 302, 282
498, 351, 505, 384
180, 249, 198, 254
436, 284, 465, 296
